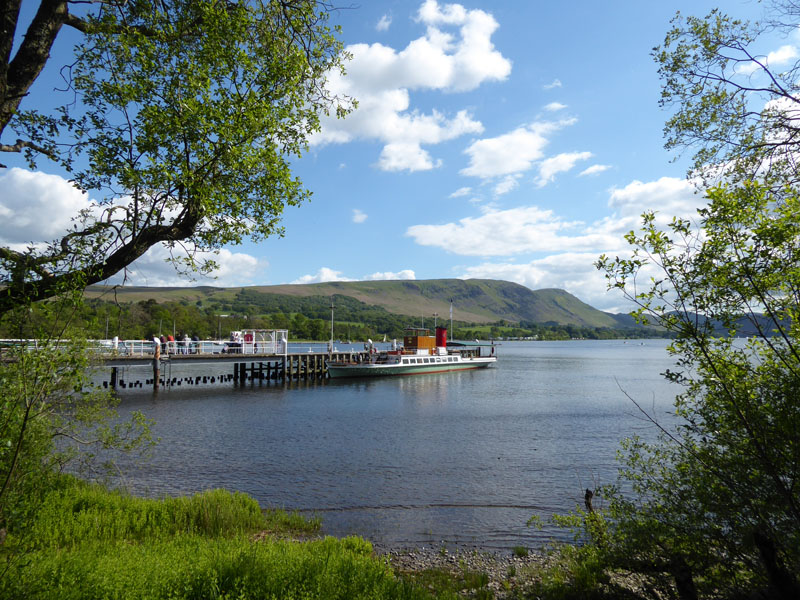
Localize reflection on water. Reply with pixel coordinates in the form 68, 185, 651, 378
109, 340, 679, 551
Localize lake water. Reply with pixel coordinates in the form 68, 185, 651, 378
110, 340, 680, 551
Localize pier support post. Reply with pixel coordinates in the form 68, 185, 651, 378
110, 367, 118, 390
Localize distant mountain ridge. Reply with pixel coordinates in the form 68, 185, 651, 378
86, 278, 634, 328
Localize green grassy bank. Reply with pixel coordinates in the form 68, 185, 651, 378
0, 477, 456, 600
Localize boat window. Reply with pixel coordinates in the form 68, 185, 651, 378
402, 359, 408, 364
423, 358, 430, 363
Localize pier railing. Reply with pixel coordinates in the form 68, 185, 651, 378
0, 329, 290, 359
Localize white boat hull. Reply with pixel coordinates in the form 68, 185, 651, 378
326, 355, 496, 378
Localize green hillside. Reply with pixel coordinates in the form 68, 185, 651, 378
85, 278, 628, 328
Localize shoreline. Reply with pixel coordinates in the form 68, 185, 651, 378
380, 546, 549, 599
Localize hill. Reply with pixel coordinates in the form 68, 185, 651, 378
86, 278, 631, 328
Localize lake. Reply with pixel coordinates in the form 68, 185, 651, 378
110, 339, 680, 551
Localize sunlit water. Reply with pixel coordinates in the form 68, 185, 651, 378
107, 340, 680, 551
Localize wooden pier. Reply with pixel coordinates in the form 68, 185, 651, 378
102, 350, 367, 390
3, 328, 484, 391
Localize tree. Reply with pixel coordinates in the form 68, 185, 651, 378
655, 3, 800, 190
569, 3, 800, 598
593, 186, 800, 599
0, 293, 153, 537
0, 0, 352, 315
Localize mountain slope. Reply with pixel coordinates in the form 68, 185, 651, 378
85, 279, 627, 328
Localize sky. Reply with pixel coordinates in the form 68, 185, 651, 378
0, 0, 789, 313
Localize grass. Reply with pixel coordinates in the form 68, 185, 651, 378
512, 545, 529, 558
393, 566, 493, 599
0, 477, 454, 599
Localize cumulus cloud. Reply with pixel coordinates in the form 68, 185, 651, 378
376, 14, 392, 31
312, 1, 510, 172
535, 151, 593, 187
1, 168, 266, 287
493, 175, 519, 196
461, 119, 575, 178
603, 176, 700, 227
102, 246, 265, 287
449, 186, 472, 198
377, 142, 442, 171
0, 168, 92, 250
579, 164, 611, 176
352, 209, 368, 223
544, 102, 567, 111
406, 205, 614, 256
365, 269, 416, 280
409, 176, 706, 311
292, 268, 352, 284
458, 253, 620, 311
290, 268, 416, 284
736, 43, 799, 75
543, 78, 562, 89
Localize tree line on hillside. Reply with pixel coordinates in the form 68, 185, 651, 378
0, 294, 668, 342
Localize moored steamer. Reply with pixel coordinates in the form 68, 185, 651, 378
326, 326, 496, 378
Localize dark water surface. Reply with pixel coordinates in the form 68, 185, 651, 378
111, 340, 679, 551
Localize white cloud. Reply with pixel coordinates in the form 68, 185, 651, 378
0, 168, 92, 249
535, 151, 593, 187
103, 246, 265, 287
604, 176, 700, 224
291, 268, 352, 284
458, 253, 622, 312
1, 168, 268, 287
408, 176, 707, 311
736, 43, 799, 75
768, 44, 799, 65
290, 268, 416, 284
543, 79, 562, 89
352, 209, 368, 223
544, 102, 567, 112
461, 119, 575, 178
365, 269, 416, 280
579, 164, 611, 176
406, 205, 615, 256
377, 142, 442, 171
493, 175, 519, 196
376, 14, 392, 31
312, 1, 510, 171
449, 186, 472, 198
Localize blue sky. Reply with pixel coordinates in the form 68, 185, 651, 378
1, 0, 787, 312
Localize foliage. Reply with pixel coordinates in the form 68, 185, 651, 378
654, 3, 800, 189
0, 477, 444, 600
538, 4, 800, 597
589, 181, 800, 599
0, 291, 668, 343
1, 0, 352, 314
24, 482, 273, 547
0, 297, 153, 537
